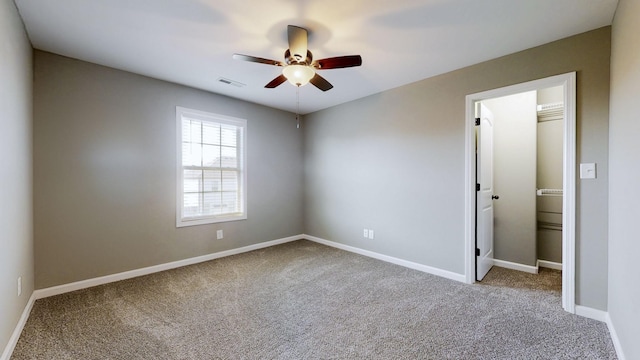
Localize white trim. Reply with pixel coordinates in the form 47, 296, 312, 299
575, 305, 608, 323
304, 235, 467, 283
34, 235, 302, 299
563, 307, 628, 360
561, 73, 577, 314
605, 313, 627, 360
3, 235, 623, 360
493, 259, 538, 274
464, 72, 577, 314
537, 259, 563, 270
1, 293, 36, 360
574, 305, 628, 359
464, 98, 475, 284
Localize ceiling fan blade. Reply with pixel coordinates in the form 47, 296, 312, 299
309, 73, 333, 91
233, 54, 283, 67
313, 55, 362, 69
265, 74, 288, 88
287, 25, 308, 62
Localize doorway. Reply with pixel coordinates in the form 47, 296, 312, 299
464, 73, 576, 313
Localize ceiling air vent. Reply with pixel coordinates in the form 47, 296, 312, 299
217, 77, 245, 88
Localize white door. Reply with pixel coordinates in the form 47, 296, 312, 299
476, 103, 495, 281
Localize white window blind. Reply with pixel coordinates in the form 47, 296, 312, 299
176, 107, 247, 227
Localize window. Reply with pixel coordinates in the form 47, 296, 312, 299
176, 107, 247, 227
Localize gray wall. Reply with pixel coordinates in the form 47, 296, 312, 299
33, 51, 304, 288
609, 0, 640, 358
483, 92, 538, 267
0, 0, 33, 355
304, 27, 611, 310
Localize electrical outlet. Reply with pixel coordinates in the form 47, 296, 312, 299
363, 229, 369, 238
368, 230, 375, 239
216, 230, 224, 240
17, 276, 22, 297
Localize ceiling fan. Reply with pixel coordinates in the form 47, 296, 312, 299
233, 25, 362, 91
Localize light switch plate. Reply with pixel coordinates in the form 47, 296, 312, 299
580, 163, 596, 179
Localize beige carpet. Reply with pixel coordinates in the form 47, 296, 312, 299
12, 240, 616, 359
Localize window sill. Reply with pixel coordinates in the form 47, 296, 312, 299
176, 214, 247, 228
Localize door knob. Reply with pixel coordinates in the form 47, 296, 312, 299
492, 195, 500, 200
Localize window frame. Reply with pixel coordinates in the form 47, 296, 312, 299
176, 106, 247, 227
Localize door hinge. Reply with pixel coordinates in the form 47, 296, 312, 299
476, 183, 480, 191
475, 117, 480, 126
476, 248, 480, 256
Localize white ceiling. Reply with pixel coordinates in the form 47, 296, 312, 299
15, 0, 618, 114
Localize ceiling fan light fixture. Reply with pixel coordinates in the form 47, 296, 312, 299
233, 25, 360, 91
283, 64, 315, 86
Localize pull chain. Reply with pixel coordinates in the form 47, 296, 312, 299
296, 85, 300, 129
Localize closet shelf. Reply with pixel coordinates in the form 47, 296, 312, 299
537, 188, 563, 196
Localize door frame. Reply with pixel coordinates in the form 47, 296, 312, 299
463, 72, 576, 313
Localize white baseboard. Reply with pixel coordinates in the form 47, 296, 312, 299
34, 235, 303, 300
303, 234, 466, 283
1, 293, 36, 360
574, 307, 626, 359
493, 259, 562, 273
492, 258, 538, 274
5, 235, 626, 360
537, 259, 563, 270
3, 235, 303, 360
605, 313, 627, 360
575, 305, 608, 322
